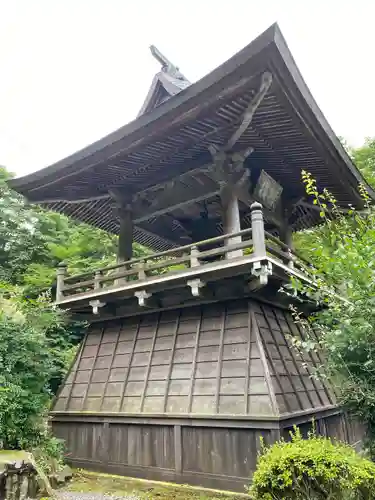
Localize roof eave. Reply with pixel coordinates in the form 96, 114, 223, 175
9, 23, 279, 192
9, 22, 373, 203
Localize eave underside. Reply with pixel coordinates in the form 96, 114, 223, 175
11, 27, 370, 251
27, 82, 364, 250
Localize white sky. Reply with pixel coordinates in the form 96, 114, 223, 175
1, 0, 374, 177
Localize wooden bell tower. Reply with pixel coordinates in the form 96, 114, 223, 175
10, 24, 370, 492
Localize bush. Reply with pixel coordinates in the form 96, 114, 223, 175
249, 427, 375, 500
0, 286, 68, 451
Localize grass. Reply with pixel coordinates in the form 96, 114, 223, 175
63, 469, 250, 500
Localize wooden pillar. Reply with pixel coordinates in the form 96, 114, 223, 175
279, 222, 294, 268
221, 188, 242, 259
117, 205, 133, 264
279, 224, 293, 250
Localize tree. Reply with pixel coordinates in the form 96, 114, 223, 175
0, 165, 151, 393
351, 138, 375, 187
290, 171, 375, 453
0, 285, 65, 449
0, 167, 47, 284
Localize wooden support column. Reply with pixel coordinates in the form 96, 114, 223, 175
279, 224, 293, 250
221, 188, 242, 259
279, 219, 294, 268
117, 204, 133, 264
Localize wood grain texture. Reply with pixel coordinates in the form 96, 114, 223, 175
52, 411, 364, 492
54, 297, 335, 418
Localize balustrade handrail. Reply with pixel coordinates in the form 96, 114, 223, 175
264, 231, 310, 266
63, 226, 254, 284
62, 238, 257, 293
55, 201, 312, 305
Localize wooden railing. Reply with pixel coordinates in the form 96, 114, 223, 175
55, 202, 309, 305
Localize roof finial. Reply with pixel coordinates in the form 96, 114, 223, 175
150, 45, 183, 79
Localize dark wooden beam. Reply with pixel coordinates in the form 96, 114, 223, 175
133, 189, 220, 224
117, 206, 133, 263
225, 71, 273, 150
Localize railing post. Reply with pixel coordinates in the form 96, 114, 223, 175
94, 270, 102, 290
56, 262, 67, 303
287, 251, 295, 269
251, 202, 266, 258
190, 246, 200, 267
137, 260, 146, 281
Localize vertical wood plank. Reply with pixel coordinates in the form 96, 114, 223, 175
284, 312, 326, 407
101, 421, 110, 463
163, 311, 181, 412
119, 317, 141, 411
99, 320, 123, 411
251, 310, 279, 415
260, 304, 303, 411
82, 326, 105, 410
140, 313, 161, 411
244, 303, 252, 414
215, 308, 226, 413
187, 307, 203, 412
174, 425, 182, 474
272, 309, 314, 409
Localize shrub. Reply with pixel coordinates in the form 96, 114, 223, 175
0, 286, 68, 450
249, 427, 375, 500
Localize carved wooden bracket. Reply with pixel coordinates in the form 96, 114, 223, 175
89, 299, 106, 315
251, 260, 273, 286
187, 278, 205, 297
134, 290, 152, 307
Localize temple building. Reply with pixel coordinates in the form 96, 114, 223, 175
10, 24, 371, 491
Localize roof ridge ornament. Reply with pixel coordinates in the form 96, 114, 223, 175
150, 45, 187, 81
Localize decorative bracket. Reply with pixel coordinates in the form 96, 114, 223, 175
134, 290, 152, 307
251, 260, 273, 286
187, 278, 205, 297
207, 147, 254, 202
225, 71, 273, 150
89, 299, 106, 315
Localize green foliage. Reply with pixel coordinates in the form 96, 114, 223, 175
0, 165, 150, 462
33, 435, 66, 474
0, 166, 47, 284
289, 170, 375, 454
351, 138, 375, 187
249, 427, 375, 499
0, 287, 65, 449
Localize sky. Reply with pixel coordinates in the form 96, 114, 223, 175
0, 0, 374, 177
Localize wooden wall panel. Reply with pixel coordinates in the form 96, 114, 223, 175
54, 298, 336, 419
182, 426, 271, 477
50, 298, 360, 491
282, 413, 365, 448
53, 422, 107, 461
52, 418, 276, 491
108, 424, 175, 469
52, 413, 363, 492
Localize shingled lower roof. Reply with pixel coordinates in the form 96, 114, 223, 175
10, 24, 374, 251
